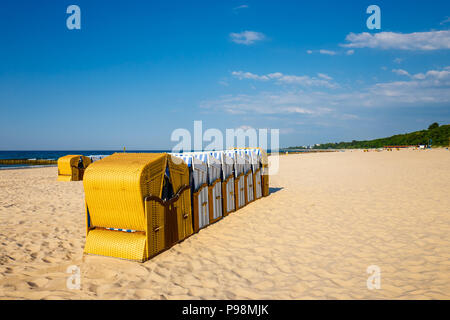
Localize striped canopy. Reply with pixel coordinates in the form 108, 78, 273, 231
88, 155, 110, 162
188, 152, 221, 169
208, 151, 233, 179
169, 153, 207, 172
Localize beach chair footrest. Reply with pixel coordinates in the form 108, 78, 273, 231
84, 229, 147, 262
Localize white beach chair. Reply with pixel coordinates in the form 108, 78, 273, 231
240, 148, 263, 200
234, 150, 254, 204
211, 151, 235, 215
225, 151, 246, 210
88, 154, 110, 162
170, 153, 209, 232
189, 152, 223, 224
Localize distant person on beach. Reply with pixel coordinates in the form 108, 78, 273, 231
78, 156, 84, 169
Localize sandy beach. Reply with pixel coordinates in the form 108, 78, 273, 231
0, 149, 449, 300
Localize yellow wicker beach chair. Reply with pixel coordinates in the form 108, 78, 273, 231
57, 155, 91, 181
167, 155, 194, 241
83, 153, 193, 262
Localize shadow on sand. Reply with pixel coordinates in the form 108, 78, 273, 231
269, 187, 283, 195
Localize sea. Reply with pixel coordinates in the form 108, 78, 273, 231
0, 149, 288, 169
0, 150, 170, 169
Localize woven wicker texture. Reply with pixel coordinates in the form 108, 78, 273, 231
82, 150, 268, 261
57, 175, 73, 182
83, 153, 167, 261
144, 199, 165, 258
83, 153, 166, 231
57, 155, 91, 181
167, 155, 193, 240
84, 229, 147, 262
83, 153, 196, 261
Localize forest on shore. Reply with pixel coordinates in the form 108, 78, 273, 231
289, 123, 450, 149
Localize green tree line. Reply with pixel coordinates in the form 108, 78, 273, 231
289, 123, 450, 149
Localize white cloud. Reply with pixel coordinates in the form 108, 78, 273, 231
237, 125, 253, 130
276, 75, 334, 87
440, 17, 450, 25
392, 69, 410, 76
339, 114, 359, 120
280, 128, 295, 135
230, 31, 265, 45
356, 66, 450, 105
394, 58, 403, 64
231, 71, 270, 81
231, 70, 337, 88
317, 73, 332, 80
307, 49, 349, 55
204, 67, 450, 116
392, 67, 450, 81
342, 30, 450, 50
267, 72, 283, 79
200, 92, 318, 115
319, 49, 337, 55
234, 5, 249, 10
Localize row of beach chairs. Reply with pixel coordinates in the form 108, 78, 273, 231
81, 149, 269, 261
56, 155, 91, 181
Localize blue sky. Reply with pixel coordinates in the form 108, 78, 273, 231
0, 0, 449, 149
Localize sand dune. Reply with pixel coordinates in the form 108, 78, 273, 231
0, 149, 449, 299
